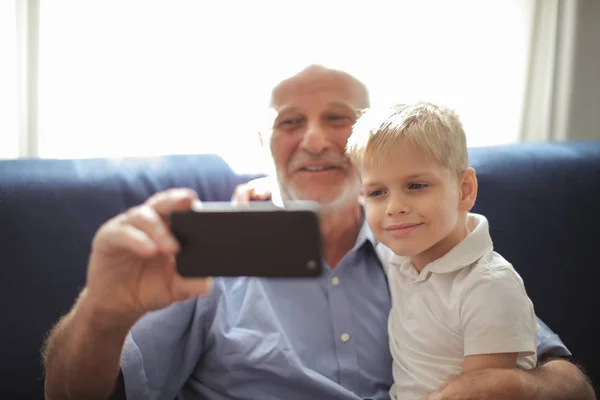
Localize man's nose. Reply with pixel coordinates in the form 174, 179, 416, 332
386, 194, 410, 215
300, 122, 329, 155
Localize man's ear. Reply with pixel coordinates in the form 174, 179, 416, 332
458, 167, 478, 212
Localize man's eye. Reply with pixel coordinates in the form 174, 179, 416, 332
408, 183, 428, 190
326, 114, 352, 124
277, 118, 303, 129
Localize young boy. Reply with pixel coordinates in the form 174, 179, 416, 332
346, 102, 538, 400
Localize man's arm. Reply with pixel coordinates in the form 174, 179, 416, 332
423, 357, 595, 400
43, 290, 135, 400
531, 358, 596, 400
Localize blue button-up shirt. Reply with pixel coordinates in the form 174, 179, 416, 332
121, 221, 569, 400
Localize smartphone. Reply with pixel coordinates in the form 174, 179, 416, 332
170, 201, 324, 278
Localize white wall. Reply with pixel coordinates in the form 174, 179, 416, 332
567, 1, 600, 140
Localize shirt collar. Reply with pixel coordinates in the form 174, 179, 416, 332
390, 213, 493, 275
354, 206, 378, 250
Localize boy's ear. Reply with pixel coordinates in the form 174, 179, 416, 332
458, 167, 478, 211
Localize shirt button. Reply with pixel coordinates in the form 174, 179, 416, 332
331, 276, 340, 286
341, 333, 350, 342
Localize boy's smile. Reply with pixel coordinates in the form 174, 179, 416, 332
384, 222, 424, 237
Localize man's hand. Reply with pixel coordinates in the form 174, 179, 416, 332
420, 368, 536, 400
231, 177, 273, 203
86, 188, 213, 319
44, 188, 214, 400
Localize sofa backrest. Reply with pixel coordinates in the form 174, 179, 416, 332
469, 141, 600, 388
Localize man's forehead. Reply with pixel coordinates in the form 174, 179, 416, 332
271, 73, 358, 109
275, 101, 357, 117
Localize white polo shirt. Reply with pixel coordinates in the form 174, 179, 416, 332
378, 213, 538, 400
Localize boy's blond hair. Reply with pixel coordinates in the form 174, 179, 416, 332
346, 102, 469, 177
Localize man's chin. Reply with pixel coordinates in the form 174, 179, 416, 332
279, 179, 360, 208
283, 191, 346, 206
307, 191, 360, 212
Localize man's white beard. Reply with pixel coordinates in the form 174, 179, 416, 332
274, 175, 361, 214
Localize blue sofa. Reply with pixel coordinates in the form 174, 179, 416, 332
0, 142, 598, 398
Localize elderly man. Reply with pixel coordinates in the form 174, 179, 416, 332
43, 65, 595, 400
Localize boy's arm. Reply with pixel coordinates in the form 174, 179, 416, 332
462, 353, 518, 372
422, 267, 595, 400
459, 267, 537, 368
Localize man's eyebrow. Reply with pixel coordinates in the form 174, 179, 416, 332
275, 106, 299, 119
327, 101, 360, 116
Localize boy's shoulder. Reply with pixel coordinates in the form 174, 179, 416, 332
457, 250, 528, 298
471, 250, 520, 277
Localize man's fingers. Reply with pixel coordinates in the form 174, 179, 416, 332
101, 224, 158, 257
231, 184, 252, 203
248, 177, 273, 200
250, 189, 271, 201
124, 205, 180, 254
171, 275, 214, 300
231, 177, 274, 204
147, 188, 198, 217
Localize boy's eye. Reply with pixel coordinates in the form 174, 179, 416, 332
368, 189, 385, 197
408, 183, 428, 190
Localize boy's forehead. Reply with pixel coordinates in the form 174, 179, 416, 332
360, 164, 445, 185
359, 143, 451, 180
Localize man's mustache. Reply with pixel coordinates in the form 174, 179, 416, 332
288, 153, 349, 170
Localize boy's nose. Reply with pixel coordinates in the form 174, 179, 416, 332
386, 197, 410, 215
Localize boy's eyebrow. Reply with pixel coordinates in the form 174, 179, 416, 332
361, 172, 436, 187
403, 172, 436, 180
361, 180, 383, 188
